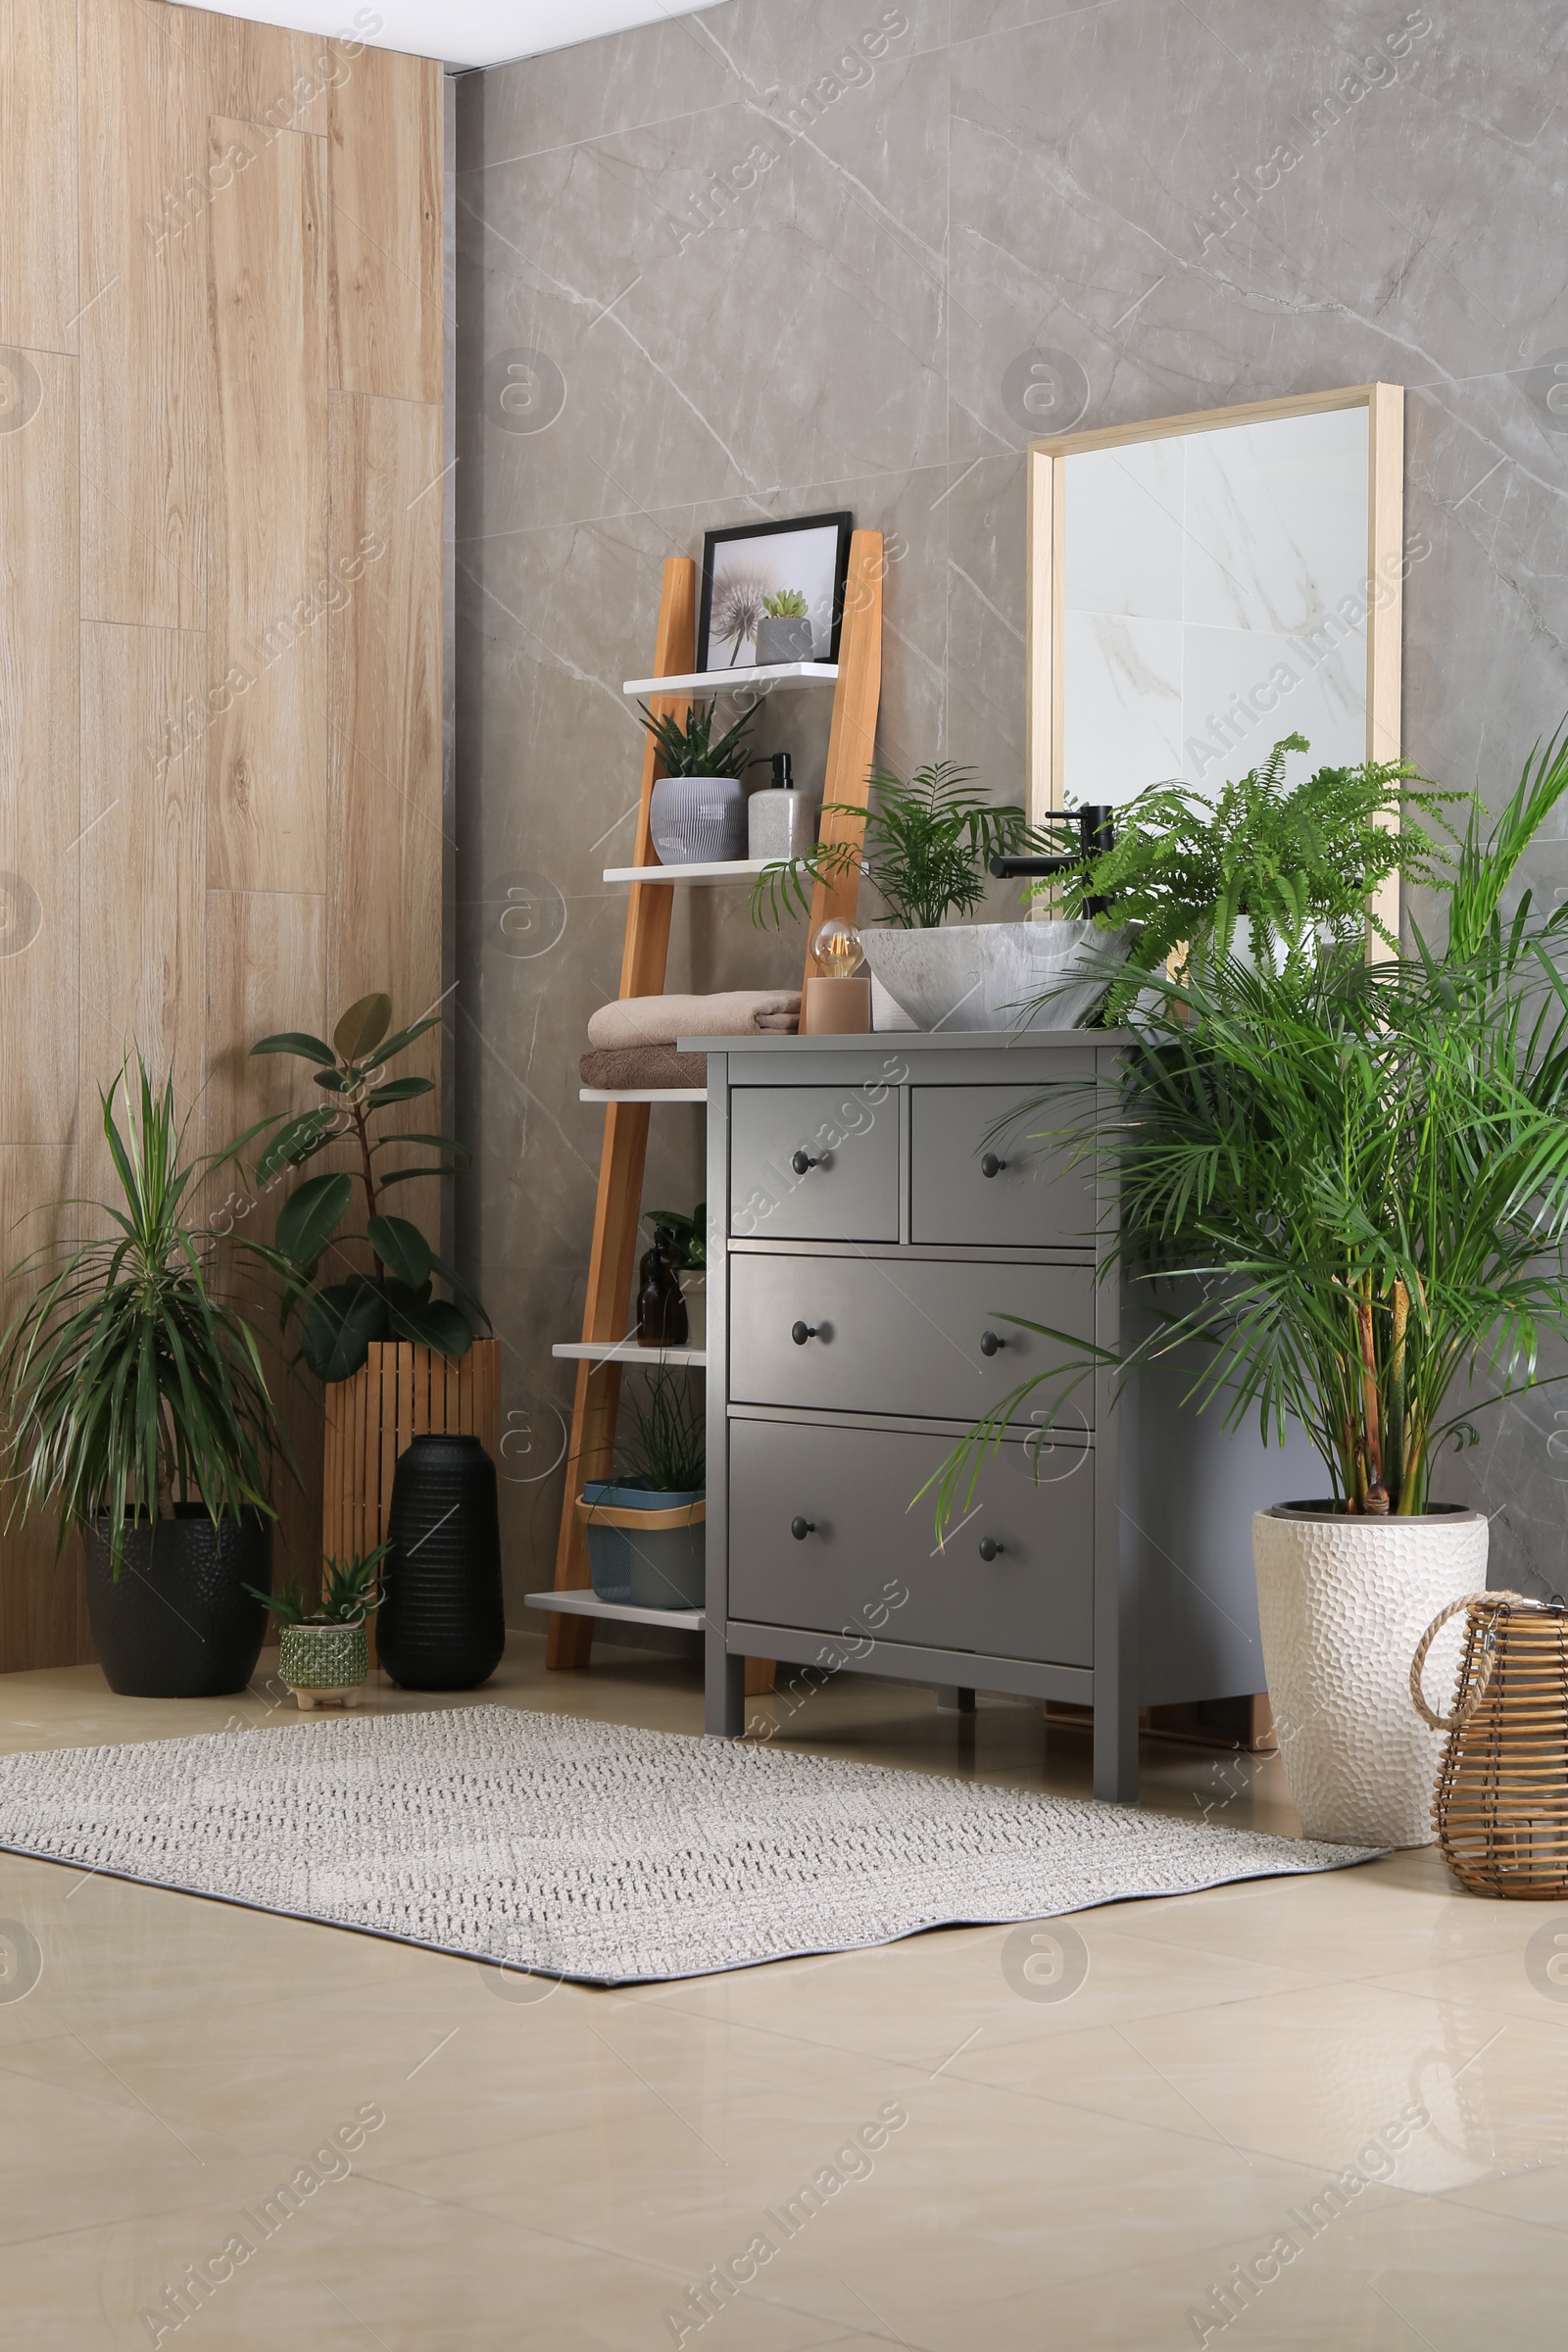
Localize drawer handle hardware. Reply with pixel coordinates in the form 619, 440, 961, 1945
791, 1320, 819, 1346
979, 1329, 1006, 1356
790, 1516, 816, 1542
978, 1536, 1004, 1561
980, 1152, 1006, 1179
791, 1149, 822, 1175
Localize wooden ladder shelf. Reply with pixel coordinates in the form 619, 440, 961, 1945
546, 532, 885, 1675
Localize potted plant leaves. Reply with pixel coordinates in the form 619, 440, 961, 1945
0, 1060, 294, 1698
242, 992, 486, 1383
748, 760, 1096, 1030
644, 1201, 707, 1347
258, 1545, 386, 1711
579, 1365, 705, 1610
638, 699, 755, 864
932, 727, 1568, 1848
755, 589, 813, 665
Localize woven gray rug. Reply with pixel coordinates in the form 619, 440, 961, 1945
0, 1704, 1377, 1984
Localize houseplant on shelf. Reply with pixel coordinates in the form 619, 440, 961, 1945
748, 760, 1103, 1031
638, 699, 756, 865
755, 589, 813, 666
238, 990, 496, 1571
0, 1060, 294, 1697
1050, 732, 1463, 1017
258, 1545, 386, 1712
929, 728, 1568, 1846
579, 1364, 706, 1611
644, 1201, 706, 1348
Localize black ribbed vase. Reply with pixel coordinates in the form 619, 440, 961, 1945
379, 1434, 505, 1690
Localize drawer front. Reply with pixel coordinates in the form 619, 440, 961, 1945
730, 1254, 1096, 1429
728, 1419, 1094, 1666
730, 1085, 899, 1243
910, 1084, 1096, 1249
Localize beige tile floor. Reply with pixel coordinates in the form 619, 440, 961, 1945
1, 1635, 1564, 2348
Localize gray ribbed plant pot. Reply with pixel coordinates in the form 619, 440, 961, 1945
755, 614, 814, 664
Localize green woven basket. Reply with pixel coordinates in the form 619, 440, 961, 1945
278, 1619, 368, 1700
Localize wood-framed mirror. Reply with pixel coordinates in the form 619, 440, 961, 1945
1026, 383, 1405, 932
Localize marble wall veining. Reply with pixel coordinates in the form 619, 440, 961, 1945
455, 0, 1568, 1616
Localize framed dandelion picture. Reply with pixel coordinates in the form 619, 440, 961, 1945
696, 511, 854, 671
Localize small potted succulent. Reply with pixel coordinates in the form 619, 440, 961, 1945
579, 1366, 705, 1610
638, 699, 755, 864
645, 1201, 706, 1347
755, 589, 813, 665
257, 1545, 387, 1711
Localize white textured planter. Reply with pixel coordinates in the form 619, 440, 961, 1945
1253, 1503, 1488, 1847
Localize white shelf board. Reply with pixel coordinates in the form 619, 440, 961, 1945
603, 857, 778, 885
623, 662, 837, 697
552, 1340, 708, 1369
523, 1590, 705, 1633
579, 1086, 708, 1104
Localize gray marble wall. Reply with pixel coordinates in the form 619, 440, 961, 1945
455, 0, 1568, 1613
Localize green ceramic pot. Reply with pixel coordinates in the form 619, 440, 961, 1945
278, 1618, 368, 1705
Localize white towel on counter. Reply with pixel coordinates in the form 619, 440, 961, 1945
587, 991, 802, 1049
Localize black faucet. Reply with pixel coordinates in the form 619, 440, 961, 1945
989, 804, 1114, 916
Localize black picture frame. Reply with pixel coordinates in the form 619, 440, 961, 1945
697, 510, 854, 672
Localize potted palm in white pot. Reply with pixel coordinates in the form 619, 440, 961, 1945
933, 729, 1568, 1846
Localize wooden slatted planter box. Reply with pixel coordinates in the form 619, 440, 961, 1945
323, 1339, 501, 1572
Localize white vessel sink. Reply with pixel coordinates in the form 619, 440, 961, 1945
859, 920, 1129, 1033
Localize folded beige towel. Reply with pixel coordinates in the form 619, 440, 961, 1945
580, 1046, 708, 1090
754, 1011, 800, 1033
588, 990, 802, 1049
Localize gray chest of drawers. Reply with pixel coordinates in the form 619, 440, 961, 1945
701, 1031, 1135, 1795
697, 1032, 1301, 1803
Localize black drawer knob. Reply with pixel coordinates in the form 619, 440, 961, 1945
980, 1152, 1006, 1179
791, 1149, 820, 1175
978, 1536, 1004, 1561
790, 1516, 816, 1542
979, 1329, 1006, 1356
791, 1320, 819, 1346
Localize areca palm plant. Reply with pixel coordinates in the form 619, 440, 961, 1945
930, 726, 1568, 1526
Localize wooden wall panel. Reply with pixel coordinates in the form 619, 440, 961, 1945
206, 17, 335, 135
327, 46, 443, 404
327, 391, 444, 1032
1, 0, 444, 1673
207, 118, 329, 893
0, 350, 78, 1147
78, 623, 207, 1199
0, 0, 77, 353
77, 0, 209, 631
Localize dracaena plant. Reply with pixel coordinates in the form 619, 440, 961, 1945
0, 1059, 293, 1569
750, 760, 1044, 929
240, 993, 487, 1383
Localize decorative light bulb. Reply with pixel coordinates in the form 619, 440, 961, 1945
812, 918, 863, 981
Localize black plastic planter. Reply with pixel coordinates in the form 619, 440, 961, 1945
82, 1506, 271, 1698
379, 1434, 505, 1690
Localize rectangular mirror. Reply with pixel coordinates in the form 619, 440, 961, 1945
1027, 385, 1404, 824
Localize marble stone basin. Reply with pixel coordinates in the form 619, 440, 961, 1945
859, 920, 1130, 1033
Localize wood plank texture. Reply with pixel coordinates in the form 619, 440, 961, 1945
800, 530, 883, 988
207, 117, 329, 892
327, 44, 443, 404
0, 350, 78, 1146
326, 388, 444, 1207
1, 0, 446, 1670
77, 0, 208, 630
0, 0, 77, 352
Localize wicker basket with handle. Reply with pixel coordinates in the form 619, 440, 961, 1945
1410, 1591, 1568, 1898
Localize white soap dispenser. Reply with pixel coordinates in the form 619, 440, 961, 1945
747, 751, 813, 862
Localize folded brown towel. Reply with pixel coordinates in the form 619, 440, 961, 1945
754, 1011, 800, 1033
587, 990, 802, 1049
580, 1046, 709, 1091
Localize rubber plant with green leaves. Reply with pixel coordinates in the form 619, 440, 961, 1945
243, 993, 487, 1383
